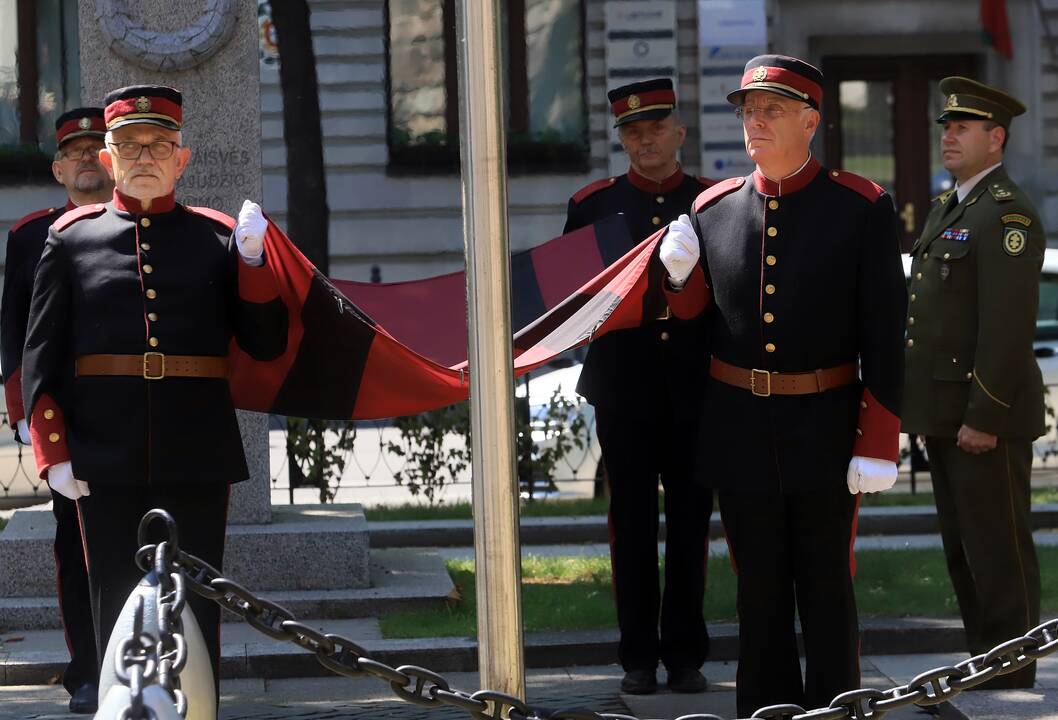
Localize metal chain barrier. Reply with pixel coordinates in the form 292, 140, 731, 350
133, 510, 1057, 720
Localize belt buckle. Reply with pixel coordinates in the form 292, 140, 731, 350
143, 352, 165, 380
656, 306, 671, 321
750, 368, 771, 397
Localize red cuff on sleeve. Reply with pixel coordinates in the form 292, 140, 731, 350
238, 255, 281, 304
29, 393, 70, 478
852, 387, 900, 463
4, 367, 24, 424
664, 265, 710, 320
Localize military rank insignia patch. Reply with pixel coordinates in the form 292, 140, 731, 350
1003, 227, 1028, 256
1001, 213, 1032, 227
989, 184, 1014, 202
941, 228, 970, 242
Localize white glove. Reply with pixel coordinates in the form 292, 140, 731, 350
846, 455, 898, 495
235, 199, 266, 263
16, 418, 30, 445
660, 214, 700, 287
47, 461, 90, 500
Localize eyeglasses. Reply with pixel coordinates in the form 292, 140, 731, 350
107, 140, 180, 160
59, 146, 103, 161
735, 103, 812, 121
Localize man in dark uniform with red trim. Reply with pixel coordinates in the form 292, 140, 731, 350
21, 85, 288, 708
660, 56, 906, 715
1, 107, 111, 714
563, 78, 714, 695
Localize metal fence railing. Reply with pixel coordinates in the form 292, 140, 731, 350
4, 385, 1058, 506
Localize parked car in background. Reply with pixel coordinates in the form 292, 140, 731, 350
518, 358, 601, 484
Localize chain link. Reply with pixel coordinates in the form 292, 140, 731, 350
107, 511, 194, 718
132, 511, 1056, 720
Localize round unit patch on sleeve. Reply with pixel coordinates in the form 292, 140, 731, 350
1003, 226, 1028, 256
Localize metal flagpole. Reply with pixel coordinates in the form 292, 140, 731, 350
455, 0, 526, 700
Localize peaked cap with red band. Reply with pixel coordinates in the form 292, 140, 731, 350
104, 84, 183, 131
727, 54, 824, 110
608, 78, 677, 127
55, 107, 106, 146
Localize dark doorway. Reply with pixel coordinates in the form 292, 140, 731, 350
821, 55, 979, 250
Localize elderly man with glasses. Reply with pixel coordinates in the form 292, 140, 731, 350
658, 55, 907, 715
1, 107, 113, 714
20, 84, 288, 711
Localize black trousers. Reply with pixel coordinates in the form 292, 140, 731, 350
719, 486, 859, 717
77, 483, 230, 698
51, 489, 98, 694
595, 405, 712, 672
925, 436, 1039, 689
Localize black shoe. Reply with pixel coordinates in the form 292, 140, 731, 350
667, 667, 708, 693
620, 668, 658, 695
68, 683, 98, 714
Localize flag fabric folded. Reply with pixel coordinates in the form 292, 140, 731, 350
223, 215, 662, 420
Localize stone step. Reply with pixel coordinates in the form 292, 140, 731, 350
0, 543, 452, 631
940, 689, 1058, 719
0, 616, 972, 686
0, 504, 370, 598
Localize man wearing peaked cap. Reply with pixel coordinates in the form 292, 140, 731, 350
659, 54, 907, 714
563, 77, 715, 695
20, 84, 289, 709
727, 54, 824, 109
903, 77, 1043, 689
0, 106, 111, 714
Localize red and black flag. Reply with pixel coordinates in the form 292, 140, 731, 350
331, 214, 632, 367
225, 214, 654, 420
981, 0, 1013, 59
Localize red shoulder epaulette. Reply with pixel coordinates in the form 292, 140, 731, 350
53, 203, 107, 232
9, 206, 61, 234
692, 176, 745, 213
571, 177, 617, 205
827, 169, 884, 202
186, 206, 236, 231
697, 176, 717, 189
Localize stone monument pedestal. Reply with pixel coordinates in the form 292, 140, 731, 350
0, 502, 371, 631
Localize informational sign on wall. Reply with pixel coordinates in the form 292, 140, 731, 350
697, 0, 767, 178
603, 1, 678, 176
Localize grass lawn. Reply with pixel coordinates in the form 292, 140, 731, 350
365, 487, 1058, 521
378, 547, 1058, 639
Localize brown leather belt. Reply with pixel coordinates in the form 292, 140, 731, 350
75, 353, 228, 381
710, 357, 858, 397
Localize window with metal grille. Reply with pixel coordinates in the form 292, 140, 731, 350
385, 0, 588, 174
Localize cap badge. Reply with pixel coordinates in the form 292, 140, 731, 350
627, 94, 641, 110
752, 66, 768, 82
78, 117, 92, 130
947, 94, 959, 107
135, 96, 152, 113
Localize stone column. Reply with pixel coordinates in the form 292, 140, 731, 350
78, 0, 271, 524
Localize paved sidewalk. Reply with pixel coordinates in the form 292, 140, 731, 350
1, 654, 1055, 719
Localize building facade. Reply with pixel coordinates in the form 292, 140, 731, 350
1, 0, 1056, 288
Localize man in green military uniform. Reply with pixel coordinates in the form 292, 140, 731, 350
903, 77, 1045, 689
